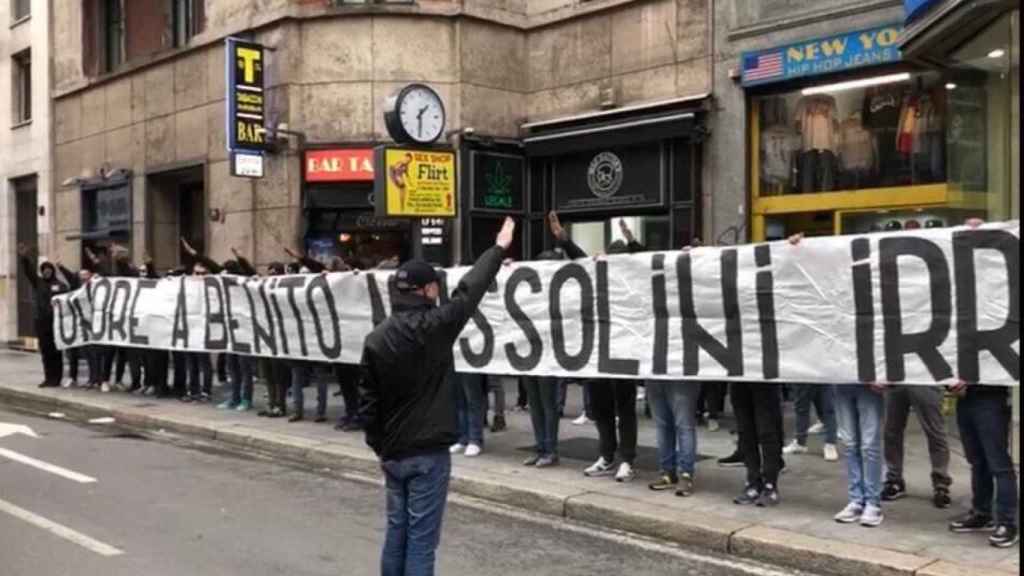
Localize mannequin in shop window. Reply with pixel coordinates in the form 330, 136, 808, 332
903, 78, 946, 185
863, 83, 907, 186
793, 93, 839, 193
838, 111, 876, 190
759, 96, 801, 196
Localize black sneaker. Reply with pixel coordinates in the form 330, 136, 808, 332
718, 450, 745, 468
675, 473, 695, 498
734, 483, 761, 505
932, 487, 952, 509
949, 511, 995, 533
882, 479, 907, 501
757, 483, 780, 507
491, 415, 507, 433
648, 473, 678, 491
989, 525, 1019, 548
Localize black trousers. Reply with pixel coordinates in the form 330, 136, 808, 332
268, 359, 291, 412
172, 352, 188, 396
67, 348, 81, 383
698, 381, 727, 418
114, 347, 143, 388
730, 382, 784, 487
333, 364, 362, 420
216, 353, 228, 384
187, 353, 213, 396
145, 350, 169, 395
590, 379, 638, 464
37, 322, 63, 386
86, 345, 108, 384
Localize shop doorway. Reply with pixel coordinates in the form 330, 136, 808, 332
147, 167, 205, 272
13, 176, 38, 339
304, 210, 411, 270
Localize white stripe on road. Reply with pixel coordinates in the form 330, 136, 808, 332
0, 497, 124, 557
0, 447, 97, 483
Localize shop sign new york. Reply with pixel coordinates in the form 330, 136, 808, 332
741, 24, 903, 87
226, 38, 267, 151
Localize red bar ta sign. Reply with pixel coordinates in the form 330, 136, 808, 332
306, 149, 375, 182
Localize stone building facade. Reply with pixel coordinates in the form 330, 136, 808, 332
2, 0, 52, 347
49, 0, 712, 275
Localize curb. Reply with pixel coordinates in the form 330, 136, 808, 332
0, 385, 1016, 576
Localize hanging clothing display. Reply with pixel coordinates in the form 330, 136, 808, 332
863, 86, 906, 185
761, 125, 801, 188
794, 95, 838, 152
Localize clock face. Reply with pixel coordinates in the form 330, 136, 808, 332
397, 85, 446, 144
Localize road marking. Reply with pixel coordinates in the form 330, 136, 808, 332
0, 497, 124, 557
0, 423, 38, 438
0, 447, 97, 483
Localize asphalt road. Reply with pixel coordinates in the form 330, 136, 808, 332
0, 408, 809, 576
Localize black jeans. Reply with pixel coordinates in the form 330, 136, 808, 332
730, 382, 784, 487
958, 392, 1018, 527
590, 379, 638, 464
86, 345, 108, 384
186, 353, 213, 397
67, 348, 81, 383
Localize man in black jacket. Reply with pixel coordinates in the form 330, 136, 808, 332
360, 217, 514, 576
17, 243, 70, 388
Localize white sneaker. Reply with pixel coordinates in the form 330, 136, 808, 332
823, 443, 839, 462
583, 457, 615, 477
615, 462, 635, 483
860, 504, 884, 527
61, 379, 73, 389
834, 502, 864, 524
100, 383, 111, 393
464, 444, 482, 457
783, 439, 808, 455
449, 443, 466, 454
572, 414, 592, 426
807, 421, 825, 435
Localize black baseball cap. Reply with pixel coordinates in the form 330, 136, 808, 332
395, 259, 439, 292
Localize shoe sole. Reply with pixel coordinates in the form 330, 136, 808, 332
950, 526, 996, 533
860, 520, 884, 527
584, 470, 615, 477
835, 516, 861, 524
649, 485, 676, 491
615, 476, 635, 483
717, 462, 745, 468
989, 537, 1019, 548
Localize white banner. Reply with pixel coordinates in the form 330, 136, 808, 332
53, 222, 1020, 386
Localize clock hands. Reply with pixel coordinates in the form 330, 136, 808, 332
416, 105, 429, 138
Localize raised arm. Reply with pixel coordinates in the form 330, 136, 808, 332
548, 211, 587, 259
231, 247, 258, 276
17, 243, 39, 289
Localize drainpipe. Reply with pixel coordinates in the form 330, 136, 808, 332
703, 0, 716, 245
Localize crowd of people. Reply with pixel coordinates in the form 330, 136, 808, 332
17, 214, 1018, 576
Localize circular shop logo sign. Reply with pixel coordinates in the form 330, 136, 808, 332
587, 152, 624, 199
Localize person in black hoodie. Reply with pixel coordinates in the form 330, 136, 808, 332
360, 217, 514, 576
548, 211, 644, 483
18, 243, 70, 387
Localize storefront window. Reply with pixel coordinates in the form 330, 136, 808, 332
755, 70, 958, 196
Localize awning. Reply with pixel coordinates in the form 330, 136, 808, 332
898, 0, 1018, 64
522, 97, 709, 157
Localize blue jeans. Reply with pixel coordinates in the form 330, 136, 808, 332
646, 381, 700, 476
957, 391, 1018, 527
227, 354, 255, 405
524, 377, 560, 456
835, 384, 885, 507
794, 384, 838, 445
291, 361, 327, 418
558, 380, 593, 419
381, 451, 451, 576
455, 372, 485, 446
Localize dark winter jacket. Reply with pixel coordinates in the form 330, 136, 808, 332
359, 245, 506, 461
20, 258, 69, 325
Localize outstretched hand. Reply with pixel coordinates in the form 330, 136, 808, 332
179, 237, 197, 256
495, 217, 516, 250
547, 211, 567, 242
618, 219, 635, 243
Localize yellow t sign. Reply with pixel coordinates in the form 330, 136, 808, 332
236, 47, 261, 84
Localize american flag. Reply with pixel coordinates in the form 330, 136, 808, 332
744, 52, 784, 82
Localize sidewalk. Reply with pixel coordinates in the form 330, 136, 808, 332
0, 349, 1017, 576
